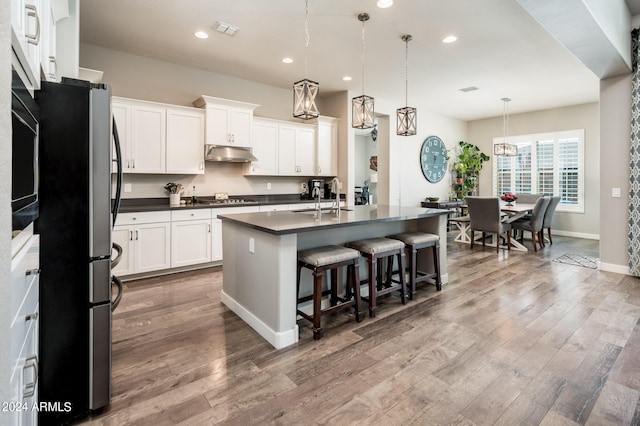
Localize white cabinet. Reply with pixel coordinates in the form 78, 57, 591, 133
171, 210, 212, 267
315, 116, 338, 176
39, 0, 67, 81
278, 123, 315, 176
10, 234, 39, 426
259, 204, 290, 212
193, 96, 258, 147
244, 118, 279, 175
113, 212, 171, 275
166, 107, 205, 174
211, 218, 223, 262
11, 0, 43, 91
112, 97, 204, 175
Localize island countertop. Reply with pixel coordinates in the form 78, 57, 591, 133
218, 204, 449, 235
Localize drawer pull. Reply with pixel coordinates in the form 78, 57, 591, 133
25, 312, 38, 322
25, 268, 40, 276
23, 355, 38, 398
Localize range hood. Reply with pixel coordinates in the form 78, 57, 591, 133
204, 145, 257, 162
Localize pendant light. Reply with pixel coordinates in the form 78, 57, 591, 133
352, 13, 375, 129
293, 0, 319, 119
396, 34, 417, 136
494, 97, 517, 156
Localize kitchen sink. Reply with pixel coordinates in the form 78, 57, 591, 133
291, 208, 353, 214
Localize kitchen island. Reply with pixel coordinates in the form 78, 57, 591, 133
219, 204, 449, 349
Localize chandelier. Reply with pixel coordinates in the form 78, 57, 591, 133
293, 0, 319, 119
494, 97, 517, 156
396, 34, 416, 136
352, 13, 375, 129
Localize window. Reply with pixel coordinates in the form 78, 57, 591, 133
492, 129, 584, 213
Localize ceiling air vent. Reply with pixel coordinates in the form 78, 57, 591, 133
459, 86, 478, 93
215, 21, 239, 36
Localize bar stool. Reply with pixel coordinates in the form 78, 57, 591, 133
345, 238, 407, 318
388, 232, 441, 299
296, 245, 363, 340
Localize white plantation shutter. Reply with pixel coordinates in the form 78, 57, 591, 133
493, 130, 584, 213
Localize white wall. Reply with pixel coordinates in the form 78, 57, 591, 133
468, 102, 600, 238
1, 0, 13, 419
600, 74, 631, 274
81, 43, 313, 198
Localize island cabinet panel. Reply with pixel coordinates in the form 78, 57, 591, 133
245, 117, 279, 175
211, 218, 223, 261
278, 123, 315, 176
219, 205, 449, 349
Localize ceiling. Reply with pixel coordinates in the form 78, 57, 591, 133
79, 0, 637, 121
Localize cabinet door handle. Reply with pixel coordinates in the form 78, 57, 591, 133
25, 5, 40, 45
208, 224, 211, 233
132, 159, 135, 169
23, 355, 38, 398
25, 312, 38, 322
25, 268, 40, 276
129, 230, 133, 241
48, 56, 57, 79
135, 230, 139, 240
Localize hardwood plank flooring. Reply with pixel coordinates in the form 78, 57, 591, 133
83, 234, 640, 425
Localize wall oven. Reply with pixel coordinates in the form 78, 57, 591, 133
11, 67, 39, 233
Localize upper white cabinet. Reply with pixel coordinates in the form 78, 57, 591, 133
112, 97, 204, 175
11, 0, 43, 90
166, 107, 205, 174
278, 123, 316, 176
193, 96, 258, 147
315, 116, 338, 177
244, 117, 279, 176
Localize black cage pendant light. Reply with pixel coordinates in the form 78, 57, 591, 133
397, 34, 417, 136
293, 0, 319, 119
352, 12, 375, 129
494, 97, 517, 156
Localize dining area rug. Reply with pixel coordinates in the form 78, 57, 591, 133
553, 254, 599, 269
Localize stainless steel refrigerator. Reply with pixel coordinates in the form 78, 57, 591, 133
36, 77, 121, 425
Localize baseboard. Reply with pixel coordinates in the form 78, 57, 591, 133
551, 230, 600, 240
221, 290, 299, 349
598, 262, 631, 275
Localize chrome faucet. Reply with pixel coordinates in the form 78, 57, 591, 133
312, 185, 322, 217
330, 177, 341, 218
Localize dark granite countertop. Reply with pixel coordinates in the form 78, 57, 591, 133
218, 204, 449, 235
115, 194, 344, 213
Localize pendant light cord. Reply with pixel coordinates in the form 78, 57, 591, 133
304, 0, 309, 78
361, 17, 366, 96
404, 36, 410, 106
502, 97, 510, 143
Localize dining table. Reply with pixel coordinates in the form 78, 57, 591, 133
452, 202, 537, 251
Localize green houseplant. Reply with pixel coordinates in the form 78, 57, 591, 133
452, 141, 490, 200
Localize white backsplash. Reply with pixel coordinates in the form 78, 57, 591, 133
114, 161, 308, 198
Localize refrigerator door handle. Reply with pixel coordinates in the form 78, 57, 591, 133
112, 117, 123, 228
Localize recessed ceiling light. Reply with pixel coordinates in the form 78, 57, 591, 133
194, 31, 209, 39
377, 0, 393, 8
443, 35, 458, 43
342, 76, 353, 81
282, 57, 294, 64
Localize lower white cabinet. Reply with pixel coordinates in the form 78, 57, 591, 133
171, 209, 212, 267
113, 212, 171, 275
212, 218, 223, 261
10, 233, 39, 426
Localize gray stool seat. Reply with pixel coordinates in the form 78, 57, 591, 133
346, 238, 407, 318
298, 245, 360, 267
347, 237, 405, 254
389, 232, 442, 297
297, 245, 363, 340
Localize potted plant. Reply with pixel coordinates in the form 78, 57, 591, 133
452, 141, 490, 200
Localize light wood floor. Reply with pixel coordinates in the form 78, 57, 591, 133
84, 234, 640, 425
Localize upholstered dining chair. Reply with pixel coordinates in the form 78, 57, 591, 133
516, 193, 543, 204
467, 197, 512, 253
541, 196, 561, 245
510, 196, 551, 252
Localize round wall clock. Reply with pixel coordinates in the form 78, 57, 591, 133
420, 136, 448, 183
